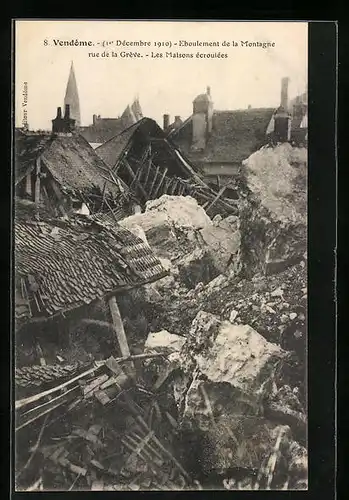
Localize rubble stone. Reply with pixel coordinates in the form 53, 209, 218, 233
145, 195, 212, 230
173, 311, 288, 471
143, 330, 186, 391
239, 143, 307, 276
200, 222, 241, 274
144, 330, 186, 354
121, 195, 241, 287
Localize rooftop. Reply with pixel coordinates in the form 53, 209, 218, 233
169, 108, 275, 164
15, 130, 128, 200
15, 213, 167, 321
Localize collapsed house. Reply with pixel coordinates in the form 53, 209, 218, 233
14, 209, 201, 491
15, 106, 136, 219
96, 117, 238, 218
15, 210, 167, 327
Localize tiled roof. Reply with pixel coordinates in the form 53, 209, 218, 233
79, 100, 143, 144
96, 121, 141, 169
169, 108, 274, 164
80, 119, 127, 144
15, 131, 53, 183
90, 206, 134, 225
15, 214, 167, 321
96, 118, 202, 182
15, 131, 127, 201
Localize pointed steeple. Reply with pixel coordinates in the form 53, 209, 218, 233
131, 95, 143, 122
64, 62, 81, 127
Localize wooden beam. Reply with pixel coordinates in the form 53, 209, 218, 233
205, 184, 228, 214
178, 182, 186, 196
34, 157, 41, 206
217, 175, 221, 191
162, 177, 171, 195
148, 164, 160, 198
122, 158, 148, 201
130, 163, 144, 190
143, 156, 153, 191
49, 178, 67, 216
152, 167, 168, 199
170, 179, 179, 195
108, 295, 135, 376
25, 173, 32, 197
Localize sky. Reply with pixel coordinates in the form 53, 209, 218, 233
15, 20, 308, 130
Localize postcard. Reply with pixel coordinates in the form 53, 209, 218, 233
14, 20, 308, 491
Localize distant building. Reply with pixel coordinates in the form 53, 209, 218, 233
64, 62, 81, 127
266, 78, 308, 146
167, 79, 307, 188
79, 97, 144, 147
167, 86, 274, 188
62, 62, 143, 147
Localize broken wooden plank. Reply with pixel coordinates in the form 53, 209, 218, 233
122, 158, 148, 200
83, 374, 110, 398
15, 365, 101, 410
108, 296, 131, 359
130, 163, 145, 190
108, 295, 135, 377
25, 172, 32, 197
126, 430, 155, 466
148, 164, 160, 198
143, 156, 153, 192
34, 157, 41, 206
122, 393, 192, 481
205, 184, 228, 214
170, 179, 179, 195
152, 167, 168, 199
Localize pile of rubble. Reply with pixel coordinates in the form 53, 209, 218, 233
15, 143, 308, 491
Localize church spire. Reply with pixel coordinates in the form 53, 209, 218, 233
64, 61, 81, 127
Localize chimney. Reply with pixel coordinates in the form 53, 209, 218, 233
93, 114, 97, 125
52, 105, 76, 134
64, 104, 70, 119
163, 114, 170, 130
281, 77, 290, 110
191, 88, 214, 151
248, 104, 252, 110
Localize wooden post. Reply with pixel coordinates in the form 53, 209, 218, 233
152, 167, 168, 199
34, 157, 41, 206
143, 157, 152, 192
205, 184, 228, 214
49, 178, 67, 216
25, 173, 32, 197
148, 164, 160, 198
122, 158, 148, 201
108, 295, 135, 375
171, 179, 179, 195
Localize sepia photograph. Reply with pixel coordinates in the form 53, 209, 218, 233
14, 20, 308, 491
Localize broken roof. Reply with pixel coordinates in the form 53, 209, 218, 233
79, 118, 127, 144
15, 213, 167, 322
96, 121, 141, 169
96, 117, 203, 182
168, 108, 274, 164
15, 131, 128, 200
